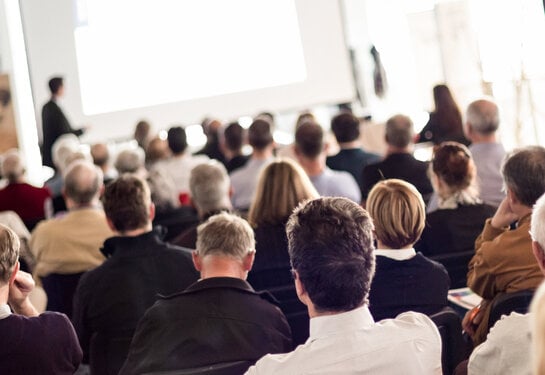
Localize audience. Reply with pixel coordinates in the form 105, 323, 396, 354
172, 161, 232, 248
0, 149, 51, 230
194, 117, 225, 163
465, 98, 506, 208
366, 179, 449, 321
30, 160, 113, 316
467, 192, 545, 375
294, 121, 361, 203
220, 121, 249, 173
361, 114, 433, 205
0, 224, 82, 374
247, 197, 442, 374
120, 212, 292, 374
463, 146, 545, 346
230, 118, 276, 211
326, 111, 380, 193
72, 174, 198, 374
90, 143, 117, 184
133, 120, 152, 150
144, 136, 170, 167
247, 158, 319, 291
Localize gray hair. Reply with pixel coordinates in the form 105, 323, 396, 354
52, 134, 80, 171
385, 114, 414, 148
196, 212, 255, 259
114, 148, 145, 174
532, 194, 545, 252
190, 161, 230, 214
466, 98, 500, 135
503, 146, 545, 207
1, 149, 25, 183
63, 160, 103, 204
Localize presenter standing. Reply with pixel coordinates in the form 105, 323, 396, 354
41, 76, 86, 169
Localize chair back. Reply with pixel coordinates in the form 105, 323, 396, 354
141, 360, 254, 375
430, 250, 474, 289
430, 306, 467, 375
90, 332, 133, 375
41, 272, 84, 318
488, 289, 534, 331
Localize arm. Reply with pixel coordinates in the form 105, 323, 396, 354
8, 270, 39, 317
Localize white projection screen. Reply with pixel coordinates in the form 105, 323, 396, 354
21, 0, 355, 141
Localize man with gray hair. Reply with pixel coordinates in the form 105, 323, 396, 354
172, 160, 232, 248
30, 160, 113, 316
361, 114, 433, 205
465, 98, 506, 207
120, 212, 292, 374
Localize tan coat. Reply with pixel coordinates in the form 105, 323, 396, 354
468, 214, 543, 344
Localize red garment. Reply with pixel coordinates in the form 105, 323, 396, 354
0, 182, 50, 222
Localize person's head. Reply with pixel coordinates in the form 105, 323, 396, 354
102, 174, 153, 234
1, 149, 25, 183
248, 158, 319, 227
287, 197, 375, 313
134, 120, 152, 148
530, 281, 545, 375
530, 193, 545, 273
167, 126, 188, 155
367, 179, 425, 249
52, 134, 80, 172
295, 111, 316, 129
145, 137, 171, 165
0, 224, 20, 286
248, 119, 274, 151
63, 160, 103, 206
433, 84, 457, 112
502, 146, 545, 208
385, 114, 414, 149
330, 111, 360, 144
221, 121, 245, 153
114, 148, 145, 175
90, 143, 110, 169
465, 98, 500, 137
294, 121, 324, 160
193, 212, 255, 278
48, 76, 64, 96
189, 161, 231, 216
431, 142, 477, 198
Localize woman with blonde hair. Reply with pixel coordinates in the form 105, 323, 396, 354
415, 141, 495, 287
367, 178, 449, 321
247, 158, 319, 290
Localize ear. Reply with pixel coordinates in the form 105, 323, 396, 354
242, 251, 255, 272
192, 251, 202, 272
106, 217, 117, 232
148, 203, 156, 222
8, 261, 19, 286
293, 144, 301, 157
533, 242, 545, 273
228, 185, 234, 199
507, 188, 518, 205
323, 142, 330, 154
293, 271, 310, 306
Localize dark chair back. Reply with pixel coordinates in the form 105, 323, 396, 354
488, 289, 534, 331
141, 360, 254, 375
41, 272, 84, 318
153, 206, 199, 242
90, 332, 133, 375
430, 306, 467, 375
430, 251, 474, 289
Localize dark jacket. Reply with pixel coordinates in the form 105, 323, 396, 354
369, 253, 450, 321
119, 277, 293, 375
326, 148, 381, 194
72, 228, 199, 370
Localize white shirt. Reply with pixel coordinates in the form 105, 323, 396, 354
245, 306, 442, 375
0, 303, 11, 320
468, 312, 531, 375
151, 153, 209, 195
230, 157, 273, 210
375, 248, 416, 261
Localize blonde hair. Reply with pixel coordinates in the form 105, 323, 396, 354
531, 281, 545, 375
0, 224, 20, 284
248, 158, 319, 227
367, 179, 425, 249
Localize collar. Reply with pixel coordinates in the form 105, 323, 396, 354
308, 305, 374, 342
0, 304, 11, 320
375, 248, 416, 261
100, 227, 166, 258
161, 276, 256, 299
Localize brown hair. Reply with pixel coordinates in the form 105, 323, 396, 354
432, 141, 475, 193
248, 158, 319, 227
367, 179, 425, 249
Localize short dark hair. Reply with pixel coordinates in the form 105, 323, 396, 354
295, 121, 323, 159
248, 119, 273, 150
385, 114, 413, 148
331, 112, 360, 143
48, 77, 64, 95
103, 174, 151, 232
503, 146, 545, 207
287, 197, 375, 312
167, 126, 188, 154
63, 160, 103, 205
223, 122, 245, 152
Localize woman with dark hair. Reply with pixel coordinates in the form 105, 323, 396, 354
418, 84, 470, 145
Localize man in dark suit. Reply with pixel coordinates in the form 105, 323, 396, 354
361, 114, 433, 205
41, 77, 85, 169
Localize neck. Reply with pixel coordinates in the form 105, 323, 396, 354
197, 204, 231, 220
116, 223, 152, 237
251, 147, 273, 160
376, 239, 413, 250
0, 285, 8, 306
469, 132, 497, 144
199, 256, 247, 280
386, 145, 412, 156
299, 157, 325, 177
338, 140, 360, 149
66, 199, 99, 211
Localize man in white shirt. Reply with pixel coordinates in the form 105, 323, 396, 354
246, 197, 442, 375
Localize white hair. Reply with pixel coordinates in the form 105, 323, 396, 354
189, 161, 230, 214
531, 193, 545, 252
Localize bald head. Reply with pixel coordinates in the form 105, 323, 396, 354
90, 143, 110, 168
466, 99, 500, 136
63, 160, 103, 205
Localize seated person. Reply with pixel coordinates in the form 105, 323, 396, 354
367, 179, 450, 321
463, 146, 545, 346
0, 224, 82, 374
119, 212, 292, 374
246, 197, 442, 374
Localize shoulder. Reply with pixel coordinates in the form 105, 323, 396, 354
391, 311, 441, 339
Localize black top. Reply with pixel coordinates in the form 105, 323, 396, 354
361, 153, 433, 203
417, 112, 470, 146
119, 277, 292, 374
369, 253, 450, 321
225, 154, 250, 173
41, 100, 84, 168
326, 148, 381, 193
72, 228, 199, 368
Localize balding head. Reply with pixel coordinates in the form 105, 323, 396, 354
1, 149, 25, 183
63, 160, 103, 206
466, 98, 500, 136
90, 143, 110, 168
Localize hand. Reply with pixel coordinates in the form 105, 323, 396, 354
490, 196, 518, 229
8, 270, 38, 317
462, 305, 483, 337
